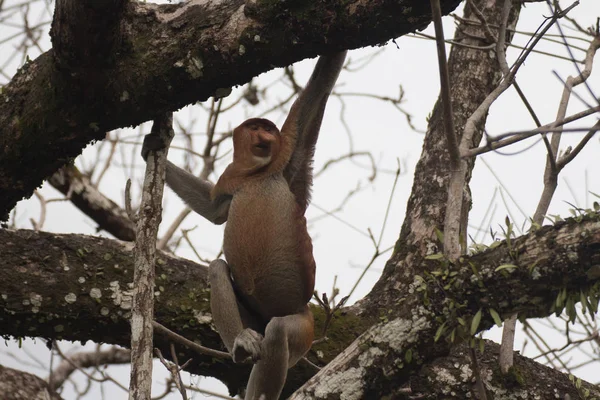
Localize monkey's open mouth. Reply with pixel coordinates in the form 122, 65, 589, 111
252, 142, 271, 158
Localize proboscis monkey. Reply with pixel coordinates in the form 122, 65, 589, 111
143, 51, 346, 399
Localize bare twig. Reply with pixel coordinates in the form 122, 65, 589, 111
154, 345, 189, 400
48, 346, 130, 390
430, 0, 460, 169
152, 321, 230, 359
463, 106, 600, 157
30, 190, 46, 231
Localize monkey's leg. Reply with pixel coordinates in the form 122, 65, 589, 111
245, 306, 314, 400
208, 259, 263, 363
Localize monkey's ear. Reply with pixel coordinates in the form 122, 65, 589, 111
141, 134, 167, 161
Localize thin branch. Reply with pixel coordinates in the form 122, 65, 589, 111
557, 120, 600, 168
463, 106, 600, 157
152, 321, 230, 359
129, 114, 174, 400
430, 0, 460, 169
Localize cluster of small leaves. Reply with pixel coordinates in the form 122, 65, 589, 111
418, 255, 499, 347
550, 282, 600, 323
467, 216, 520, 257
545, 200, 600, 225
570, 373, 597, 400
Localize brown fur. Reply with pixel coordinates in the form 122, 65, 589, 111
155, 52, 347, 400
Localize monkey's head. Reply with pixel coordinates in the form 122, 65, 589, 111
233, 118, 281, 170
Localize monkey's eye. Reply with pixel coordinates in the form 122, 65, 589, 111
263, 125, 272, 132
249, 125, 259, 131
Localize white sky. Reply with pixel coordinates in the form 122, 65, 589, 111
1, 0, 599, 398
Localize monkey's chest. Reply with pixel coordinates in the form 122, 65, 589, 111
222, 177, 314, 317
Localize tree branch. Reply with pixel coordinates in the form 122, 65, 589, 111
48, 164, 136, 241
2, 211, 599, 398
0, 365, 63, 400
129, 114, 174, 400
0, 0, 462, 221
290, 212, 600, 399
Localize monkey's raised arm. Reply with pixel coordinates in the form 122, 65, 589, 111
281, 51, 347, 212
141, 134, 230, 224
165, 162, 230, 225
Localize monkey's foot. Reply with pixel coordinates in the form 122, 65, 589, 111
232, 328, 263, 364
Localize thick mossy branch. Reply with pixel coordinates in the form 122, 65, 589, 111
2, 213, 599, 397
0, 229, 364, 395
290, 213, 600, 399
0, 0, 461, 220
410, 340, 600, 399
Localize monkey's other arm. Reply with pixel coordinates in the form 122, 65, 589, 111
141, 134, 230, 225
282, 51, 347, 212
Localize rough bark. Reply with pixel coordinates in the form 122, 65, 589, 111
2, 212, 600, 397
3, 339, 599, 399
48, 164, 136, 241
0, 228, 246, 394
0, 0, 461, 221
0, 365, 63, 400
410, 340, 600, 399
290, 212, 600, 399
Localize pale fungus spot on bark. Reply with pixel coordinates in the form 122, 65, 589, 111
193, 310, 212, 324
314, 367, 365, 400
90, 288, 102, 299
459, 363, 472, 382
358, 347, 384, 367
372, 317, 430, 352
30, 293, 42, 307
78, 277, 86, 284
64, 293, 77, 304
109, 281, 133, 310
433, 366, 458, 385
101, 307, 110, 316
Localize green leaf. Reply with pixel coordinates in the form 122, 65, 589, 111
495, 264, 517, 272
489, 308, 502, 327
434, 227, 444, 243
470, 309, 482, 335
434, 322, 447, 343
425, 253, 444, 260
405, 348, 412, 363
489, 240, 502, 249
